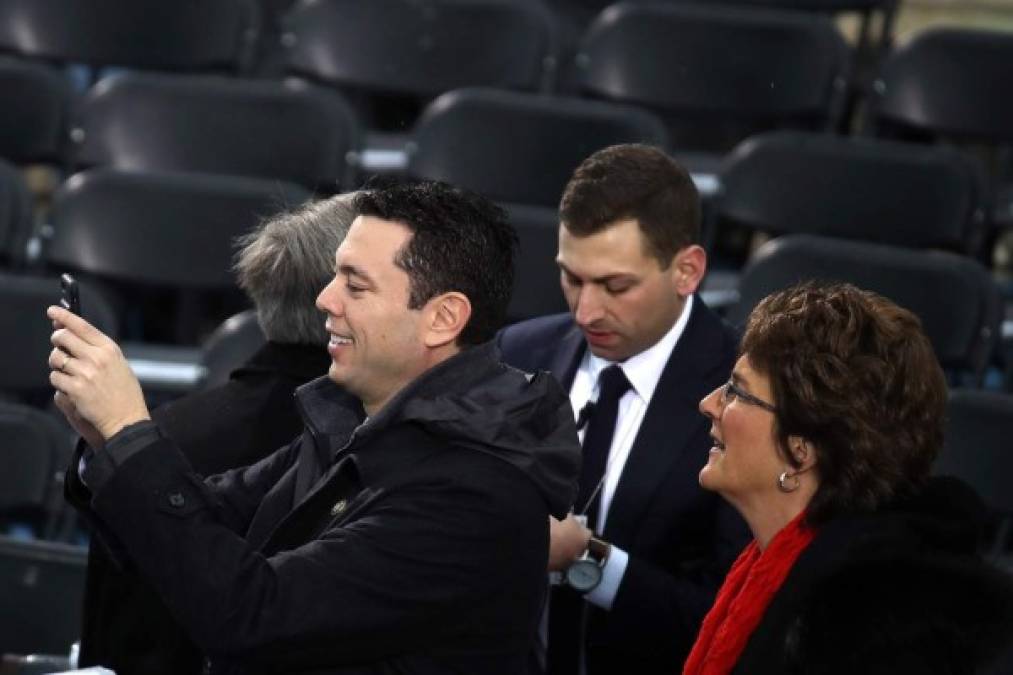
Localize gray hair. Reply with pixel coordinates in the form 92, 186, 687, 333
234, 192, 358, 344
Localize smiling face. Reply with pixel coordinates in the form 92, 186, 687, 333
557, 218, 699, 362
698, 354, 787, 512
315, 215, 430, 414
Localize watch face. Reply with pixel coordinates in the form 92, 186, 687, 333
565, 559, 603, 593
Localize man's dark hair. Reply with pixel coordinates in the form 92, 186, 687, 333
559, 143, 700, 268
354, 181, 517, 346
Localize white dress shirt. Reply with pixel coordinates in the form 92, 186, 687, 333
569, 294, 693, 609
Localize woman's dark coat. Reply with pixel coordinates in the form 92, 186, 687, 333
733, 478, 1013, 675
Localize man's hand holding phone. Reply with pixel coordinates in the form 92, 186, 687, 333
48, 303, 150, 449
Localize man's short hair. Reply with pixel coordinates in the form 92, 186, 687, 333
353, 181, 516, 346
559, 144, 700, 267
234, 193, 357, 345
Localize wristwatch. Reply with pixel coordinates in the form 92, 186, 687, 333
564, 537, 611, 593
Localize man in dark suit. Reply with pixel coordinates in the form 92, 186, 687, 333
497, 144, 750, 674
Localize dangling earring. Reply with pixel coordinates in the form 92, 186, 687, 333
777, 471, 800, 493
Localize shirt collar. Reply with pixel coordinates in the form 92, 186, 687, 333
586, 294, 694, 403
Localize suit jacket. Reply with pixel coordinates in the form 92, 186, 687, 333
79, 342, 330, 675
497, 299, 750, 674
68, 343, 581, 675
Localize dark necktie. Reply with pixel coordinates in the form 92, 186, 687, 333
547, 365, 632, 675
576, 365, 632, 531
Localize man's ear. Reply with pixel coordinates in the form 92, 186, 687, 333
423, 292, 472, 348
671, 244, 707, 296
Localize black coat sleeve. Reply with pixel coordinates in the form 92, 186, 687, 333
85, 435, 544, 671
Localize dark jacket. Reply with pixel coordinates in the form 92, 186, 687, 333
68, 343, 581, 675
497, 299, 750, 674
80, 342, 330, 675
735, 477, 1013, 675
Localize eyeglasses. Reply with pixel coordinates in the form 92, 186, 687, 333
720, 379, 777, 413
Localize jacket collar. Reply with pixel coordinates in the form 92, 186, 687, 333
294, 343, 502, 461
234, 341, 331, 381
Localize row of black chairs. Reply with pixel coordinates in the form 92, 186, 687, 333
0, 108, 1005, 337
2, 3, 1010, 169
0, 0, 889, 87
0, 129, 997, 334
0, 76, 998, 257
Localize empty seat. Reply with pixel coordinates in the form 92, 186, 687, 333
0, 57, 69, 165
48, 170, 309, 290
728, 235, 1002, 385
0, 535, 86, 657
576, 3, 849, 152
714, 131, 986, 253
871, 27, 1013, 145
869, 27, 1013, 226
0, 0, 256, 72
0, 402, 74, 539
199, 309, 266, 389
936, 389, 1013, 559
283, 0, 558, 129
503, 203, 570, 323
73, 72, 359, 191
407, 87, 669, 207
0, 160, 33, 267
46, 169, 310, 343
0, 272, 118, 403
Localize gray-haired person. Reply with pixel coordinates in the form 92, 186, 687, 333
78, 193, 358, 675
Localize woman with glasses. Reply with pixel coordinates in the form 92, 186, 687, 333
684, 282, 1013, 675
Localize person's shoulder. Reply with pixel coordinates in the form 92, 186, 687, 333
497, 313, 575, 346
688, 296, 739, 355
785, 548, 1013, 674
496, 312, 578, 372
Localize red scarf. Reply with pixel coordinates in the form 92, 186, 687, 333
682, 510, 816, 675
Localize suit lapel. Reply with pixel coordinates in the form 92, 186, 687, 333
548, 324, 586, 388
603, 301, 726, 545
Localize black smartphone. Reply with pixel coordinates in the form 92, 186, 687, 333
60, 273, 81, 315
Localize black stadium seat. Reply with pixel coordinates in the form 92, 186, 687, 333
727, 235, 1002, 386
283, 0, 559, 130
575, 3, 849, 152
502, 203, 570, 323
46, 169, 310, 343
0, 402, 74, 539
0, 159, 33, 267
285, 0, 557, 97
73, 72, 360, 191
0, 0, 257, 72
868, 27, 1013, 227
937, 389, 1013, 561
199, 309, 266, 390
407, 87, 669, 208
0, 57, 69, 166
0, 535, 87, 657
0, 272, 118, 403
713, 131, 986, 254
48, 170, 309, 291
870, 27, 1013, 145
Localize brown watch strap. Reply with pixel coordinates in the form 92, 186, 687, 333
586, 536, 611, 565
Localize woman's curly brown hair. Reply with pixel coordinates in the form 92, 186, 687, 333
741, 282, 947, 526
